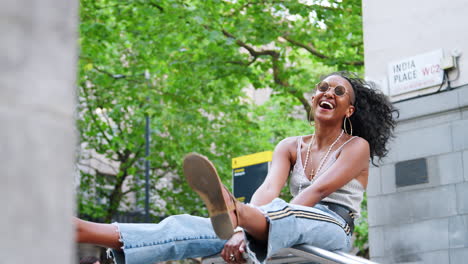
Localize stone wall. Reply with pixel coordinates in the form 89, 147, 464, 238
367, 85, 468, 263
0, 1, 77, 262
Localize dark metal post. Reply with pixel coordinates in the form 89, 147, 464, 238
144, 113, 150, 222
144, 70, 151, 222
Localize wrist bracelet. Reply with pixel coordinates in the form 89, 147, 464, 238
233, 226, 243, 233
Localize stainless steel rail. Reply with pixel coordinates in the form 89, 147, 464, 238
202, 244, 378, 264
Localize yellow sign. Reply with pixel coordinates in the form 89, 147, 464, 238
232, 151, 273, 169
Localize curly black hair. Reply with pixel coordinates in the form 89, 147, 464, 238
322, 71, 399, 166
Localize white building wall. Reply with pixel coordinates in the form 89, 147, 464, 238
363, 0, 468, 100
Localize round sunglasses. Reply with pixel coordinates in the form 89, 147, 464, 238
316, 81, 349, 97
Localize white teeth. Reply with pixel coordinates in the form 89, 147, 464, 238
320, 101, 334, 109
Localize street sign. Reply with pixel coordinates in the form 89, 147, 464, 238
387, 49, 444, 96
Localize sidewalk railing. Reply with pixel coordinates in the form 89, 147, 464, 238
202, 244, 377, 264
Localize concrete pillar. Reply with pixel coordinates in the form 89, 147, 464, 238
0, 1, 77, 263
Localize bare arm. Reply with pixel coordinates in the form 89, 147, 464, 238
221, 138, 295, 261
291, 137, 369, 206
249, 138, 295, 206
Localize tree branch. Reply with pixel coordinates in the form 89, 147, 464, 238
283, 36, 364, 66
282, 35, 328, 59
222, 30, 315, 119
226, 57, 257, 66
122, 188, 138, 196
106, 170, 127, 222
121, 144, 145, 172
136, 164, 174, 175
94, 66, 127, 79
93, 66, 146, 83
80, 83, 122, 158
222, 30, 283, 82
148, 2, 164, 12
227, 1, 340, 17
222, 30, 280, 58
289, 91, 312, 121
77, 162, 119, 177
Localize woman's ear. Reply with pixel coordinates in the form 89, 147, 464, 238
347, 105, 355, 117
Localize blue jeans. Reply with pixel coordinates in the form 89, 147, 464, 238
110, 198, 352, 264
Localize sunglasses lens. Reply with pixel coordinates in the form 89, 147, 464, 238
317, 82, 329, 92
334, 86, 346, 96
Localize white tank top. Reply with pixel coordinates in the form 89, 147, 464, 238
289, 136, 366, 218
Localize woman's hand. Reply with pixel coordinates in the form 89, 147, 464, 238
221, 232, 246, 263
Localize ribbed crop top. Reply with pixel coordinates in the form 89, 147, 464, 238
289, 135, 366, 218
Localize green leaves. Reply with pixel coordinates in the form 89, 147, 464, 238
354, 193, 369, 257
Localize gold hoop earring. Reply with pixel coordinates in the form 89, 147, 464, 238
308, 108, 314, 125
343, 116, 353, 135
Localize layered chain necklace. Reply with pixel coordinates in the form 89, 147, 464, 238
299, 130, 344, 193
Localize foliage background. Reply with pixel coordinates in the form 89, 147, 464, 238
77, 0, 367, 257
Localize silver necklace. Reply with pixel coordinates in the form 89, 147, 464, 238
299, 130, 344, 193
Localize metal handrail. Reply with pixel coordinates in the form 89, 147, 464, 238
202, 244, 378, 264
287, 244, 377, 264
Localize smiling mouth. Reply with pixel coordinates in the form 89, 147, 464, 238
319, 101, 334, 110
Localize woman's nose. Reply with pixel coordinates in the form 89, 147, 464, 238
323, 87, 335, 97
